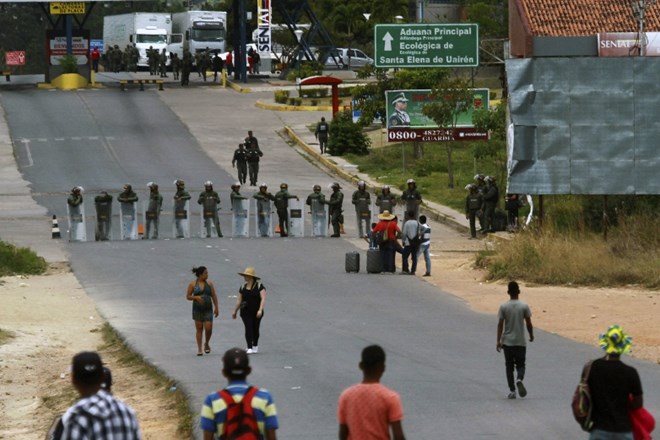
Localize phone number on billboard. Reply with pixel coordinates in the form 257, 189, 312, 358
387, 128, 454, 142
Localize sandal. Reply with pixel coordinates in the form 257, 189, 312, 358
204, 346, 211, 354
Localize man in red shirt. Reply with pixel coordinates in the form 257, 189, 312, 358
90, 47, 100, 73
372, 210, 400, 273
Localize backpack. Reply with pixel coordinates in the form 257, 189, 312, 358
218, 386, 260, 440
572, 361, 594, 432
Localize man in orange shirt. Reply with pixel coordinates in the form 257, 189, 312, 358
337, 345, 406, 440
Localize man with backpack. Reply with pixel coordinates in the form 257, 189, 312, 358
400, 210, 421, 275
200, 347, 279, 440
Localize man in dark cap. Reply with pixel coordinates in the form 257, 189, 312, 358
200, 347, 279, 440
54, 351, 140, 439
388, 92, 411, 127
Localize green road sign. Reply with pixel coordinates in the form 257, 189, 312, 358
374, 24, 479, 68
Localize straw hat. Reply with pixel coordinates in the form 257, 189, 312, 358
238, 267, 260, 279
378, 210, 395, 220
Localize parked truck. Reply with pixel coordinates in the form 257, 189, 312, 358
103, 13, 173, 68
167, 11, 227, 63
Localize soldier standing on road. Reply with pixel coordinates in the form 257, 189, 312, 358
174, 179, 191, 238
159, 49, 168, 78
324, 182, 344, 238
129, 45, 138, 72
274, 183, 298, 237
253, 183, 275, 237
482, 176, 499, 234
198, 49, 210, 81
232, 143, 248, 185
112, 45, 122, 72
375, 185, 396, 214
145, 182, 163, 239
400, 179, 422, 220
230, 182, 246, 202
352, 181, 371, 238
245, 131, 263, 186
465, 184, 483, 239
181, 49, 192, 86
212, 52, 224, 82
198, 181, 223, 238
117, 184, 139, 240
315, 117, 330, 154
306, 184, 326, 236
94, 191, 113, 241
147, 46, 157, 76
171, 53, 181, 81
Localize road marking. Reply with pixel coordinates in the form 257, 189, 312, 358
16, 138, 33, 167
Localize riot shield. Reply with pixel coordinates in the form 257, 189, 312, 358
354, 196, 371, 238
67, 201, 87, 242
200, 198, 220, 238
231, 198, 250, 237
254, 198, 273, 237
119, 201, 138, 240
378, 197, 394, 214
287, 198, 304, 237
310, 199, 328, 237
143, 202, 160, 240
404, 200, 421, 220
95, 201, 112, 241
173, 200, 190, 238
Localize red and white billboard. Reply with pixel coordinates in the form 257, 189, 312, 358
598, 32, 660, 56
49, 36, 89, 65
5, 51, 26, 66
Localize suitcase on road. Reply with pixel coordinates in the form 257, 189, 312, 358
366, 248, 382, 274
345, 251, 360, 273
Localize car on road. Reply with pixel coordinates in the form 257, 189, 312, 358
323, 48, 373, 69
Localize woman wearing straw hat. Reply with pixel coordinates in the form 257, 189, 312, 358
372, 210, 401, 273
186, 266, 220, 356
232, 267, 267, 354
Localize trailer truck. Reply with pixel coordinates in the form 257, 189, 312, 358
103, 13, 173, 68
168, 11, 227, 62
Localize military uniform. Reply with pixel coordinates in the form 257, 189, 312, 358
117, 185, 139, 240
352, 183, 371, 238
67, 187, 85, 240
232, 144, 248, 185
306, 185, 327, 237
465, 184, 484, 239
159, 49, 168, 77
94, 191, 113, 241
400, 180, 422, 220
145, 183, 163, 239
147, 46, 158, 76
482, 177, 499, 234
181, 50, 192, 85
253, 185, 275, 237
474, 174, 487, 230
245, 135, 263, 186
324, 183, 344, 237
198, 184, 222, 237
171, 53, 180, 80
274, 184, 298, 237
375, 187, 396, 214
173, 180, 191, 238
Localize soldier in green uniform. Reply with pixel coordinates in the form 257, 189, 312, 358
67, 186, 85, 240
232, 143, 248, 185
464, 184, 484, 239
245, 131, 263, 186
253, 183, 275, 237
230, 182, 246, 202
324, 182, 344, 237
145, 182, 163, 239
94, 191, 113, 241
171, 53, 181, 81
482, 175, 499, 234
400, 178, 422, 220
174, 179, 191, 238
352, 180, 372, 238
198, 181, 222, 238
112, 45, 122, 73
306, 184, 327, 237
474, 174, 487, 231
375, 185, 396, 214
181, 49, 192, 85
274, 183, 299, 237
129, 45, 138, 72
147, 46, 158, 76
117, 184, 139, 240
159, 49, 168, 78
105, 46, 114, 72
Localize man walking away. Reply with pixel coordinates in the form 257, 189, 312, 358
232, 143, 249, 185
200, 347, 279, 440
315, 117, 330, 154
338, 345, 406, 440
401, 210, 420, 275
418, 215, 431, 276
496, 281, 534, 399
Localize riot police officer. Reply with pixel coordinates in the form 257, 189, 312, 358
274, 183, 298, 237
306, 184, 327, 237
253, 183, 275, 237
198, 181, 222, 237
232, 143, 248, 185
464, 183, 483, 239
173, 179, 191, 238
145, 182, 163, 239
117, 184, 139, 240
482, 176, 499, 234
94, 191, 113, 241
324, 182, 344, 237
400, 178, 422, 220
375, 185, 396, 214
352, 181, 372, 238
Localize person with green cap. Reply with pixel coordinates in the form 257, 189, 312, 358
582, 325, 643, 439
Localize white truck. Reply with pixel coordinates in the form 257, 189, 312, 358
168, 11, 227, 62
103, 13, 173, 68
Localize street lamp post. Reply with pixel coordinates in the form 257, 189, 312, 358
294, 29, 303, 96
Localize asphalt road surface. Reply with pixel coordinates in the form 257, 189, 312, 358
2, 86, 659, 439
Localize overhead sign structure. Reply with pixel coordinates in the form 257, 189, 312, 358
50, 1, 85, 14
5, 51, 26, 66
385, 89, 489, 142
374, 23, 479, 68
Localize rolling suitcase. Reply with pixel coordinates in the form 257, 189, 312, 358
345, 251, 360, 273
366, 248, 382, 274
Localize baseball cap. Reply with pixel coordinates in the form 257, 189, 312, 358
72, 351, 104, 386
223, 347, 250, 376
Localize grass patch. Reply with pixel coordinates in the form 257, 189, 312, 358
0, 328, 15, 345
99, 323, 195, 437
0, 241, 48, 276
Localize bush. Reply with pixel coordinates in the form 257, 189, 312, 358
327, 110, 371, 156
287, 97, 303, 106
274, 90, 289, 104
0, 241, 48, 276
310, 99, 319, 106
58, 54, 78, 74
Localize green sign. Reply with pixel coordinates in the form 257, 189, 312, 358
374, 24, 479, 68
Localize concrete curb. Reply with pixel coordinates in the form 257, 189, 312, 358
257, 100, 333, 112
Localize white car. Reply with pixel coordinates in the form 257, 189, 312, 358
324, 48, 373, 69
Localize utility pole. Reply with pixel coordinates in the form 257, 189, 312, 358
632, 0, 657, 56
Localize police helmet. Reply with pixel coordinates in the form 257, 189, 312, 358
474, 174, 485, 182
231, 182, 241, 189
465, 183, 475, 191
147, 182, 158, 190
280, 183, 288, 189
331, 182, 341, 190
313, 184, 321, 191
204, 180, 213, 188
406, 178, 416, 185
174, 179, 185, 187
358, 180, 366, 189
123, 184, 132, 192
259, 183, 268, 189
485, 175, 495, 183
382, 185, 390, 192
72, 186, 83, 193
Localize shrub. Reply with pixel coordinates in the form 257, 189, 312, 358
310, 99, 319, 106
327, 110, 371, 156
58, 54, 79, 74
274, 90, 289, 104
0, 241, 48, 276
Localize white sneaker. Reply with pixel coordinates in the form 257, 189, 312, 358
252, 346, 258, 353
246, 348, 254, 354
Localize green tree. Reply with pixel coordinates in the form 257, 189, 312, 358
472, 100, 508, 178
327, 110, 371, 156
421, 77, 473, 188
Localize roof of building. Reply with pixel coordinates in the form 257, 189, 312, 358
517, 0, 660, 36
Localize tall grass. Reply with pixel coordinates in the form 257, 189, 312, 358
0, 241, 48, 276
478, 213, 660, 289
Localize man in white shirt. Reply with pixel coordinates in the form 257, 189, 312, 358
401, 210, 420, 275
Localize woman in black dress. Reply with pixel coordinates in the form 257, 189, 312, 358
186, 266, 219, 356
232, 267, 267, 354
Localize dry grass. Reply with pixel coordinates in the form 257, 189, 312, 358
479, 214, 660, 289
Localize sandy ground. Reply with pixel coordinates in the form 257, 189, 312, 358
1, 247, 658, 439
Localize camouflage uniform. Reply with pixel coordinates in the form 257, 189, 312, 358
173, 179, 191, 238
352, 181, 372, 238
324, 182, 344, 237
145, 182, 163, 239
198, 182, 222, 237
94, 191, 113, 241
253, 184, 275, 237
274, 183, 298, 237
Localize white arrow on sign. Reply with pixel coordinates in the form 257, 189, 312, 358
382, 32, 394, 51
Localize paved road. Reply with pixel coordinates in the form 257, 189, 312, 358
1, 80, 659, 439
